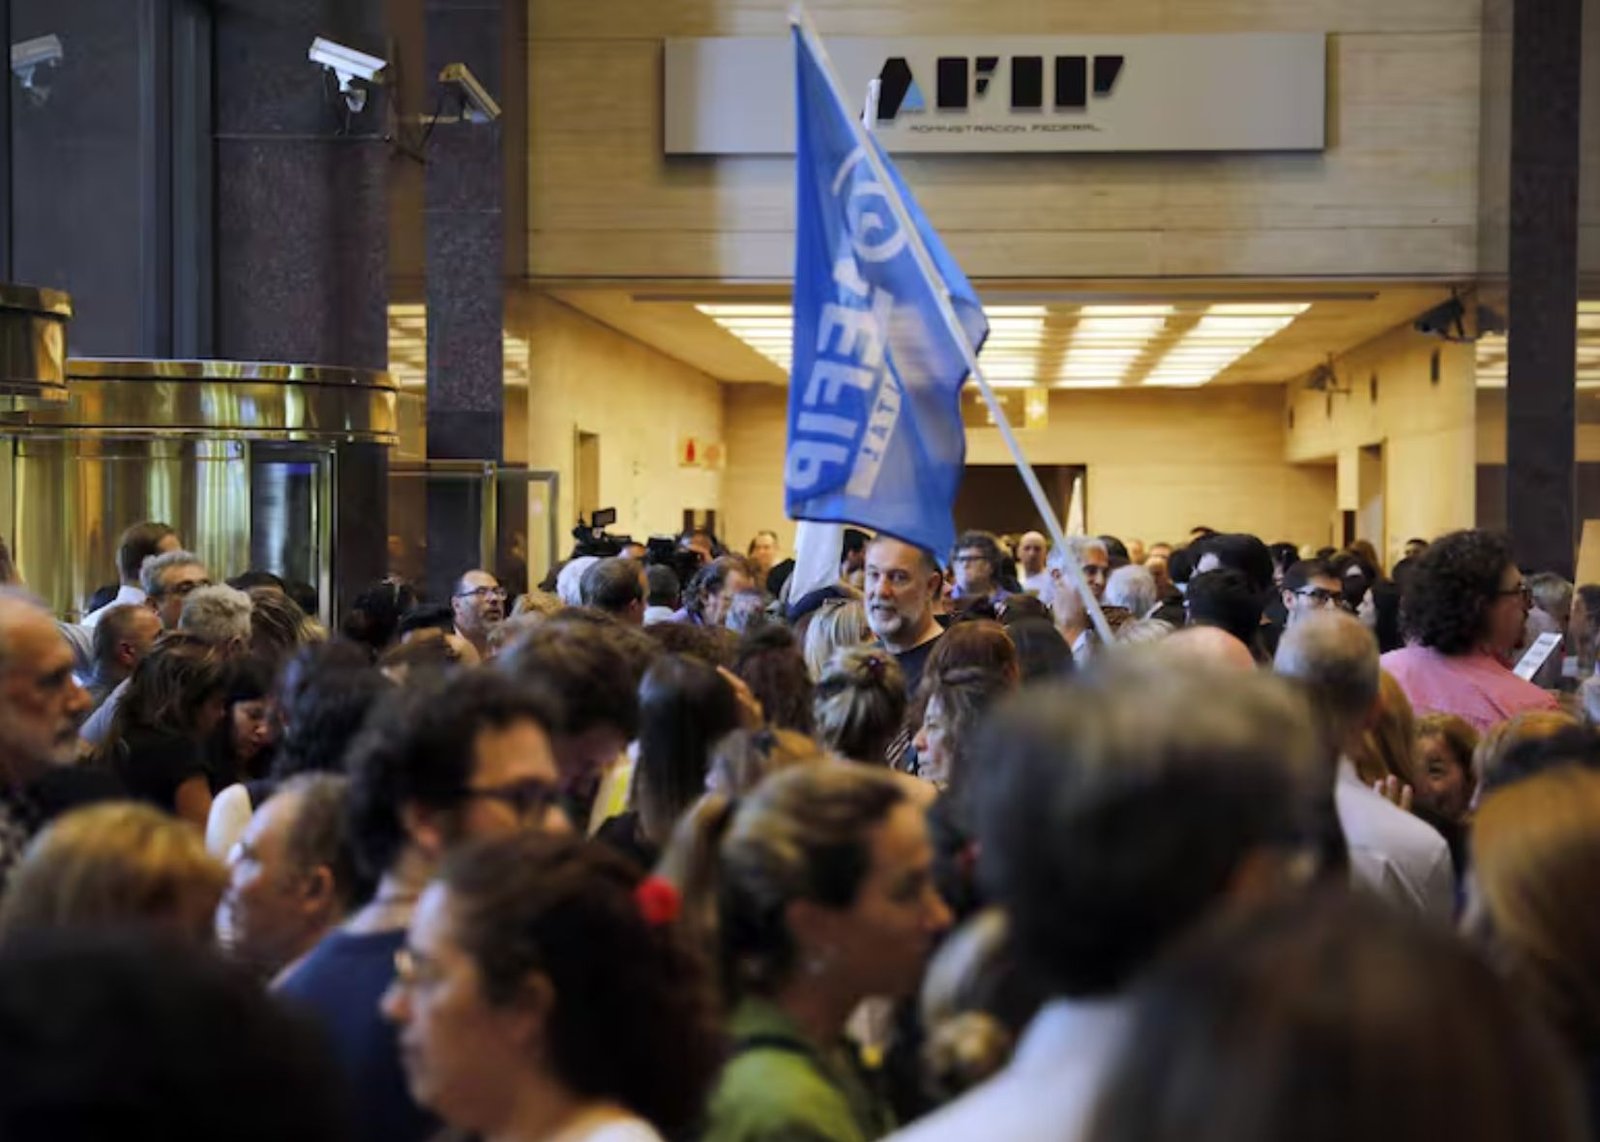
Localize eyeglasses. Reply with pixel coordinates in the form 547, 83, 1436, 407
392, 946, 444, 992
1294, 587, 1344, 605
159, 577, 211, 599
952, 554, 991, 566
1498, 583, 1533, 604
454, 586, 506, 601
454, 778, 558, 820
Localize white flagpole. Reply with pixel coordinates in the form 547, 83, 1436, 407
789, 4, 1114, 644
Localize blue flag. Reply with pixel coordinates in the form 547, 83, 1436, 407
784, 23, 988, 558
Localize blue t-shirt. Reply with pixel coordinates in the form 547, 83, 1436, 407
275, 929, 438, 1142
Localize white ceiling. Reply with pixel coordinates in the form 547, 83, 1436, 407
548, 283, 1459, 390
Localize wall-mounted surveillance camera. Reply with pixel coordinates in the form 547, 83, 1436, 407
10, 34, 62, 107
309, 36, 386, 114
439, 62, 501, 123
1414, 296, 1468, 342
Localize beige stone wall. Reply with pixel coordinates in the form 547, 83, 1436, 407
513, 292, 725, 541
528, 0, 1483, 282
722, 381, 1339, 553
1285, 326, 1477, 561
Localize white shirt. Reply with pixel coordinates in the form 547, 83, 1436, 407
1021, 570, 1052, 596
206, 783, 256, 859
642, 605, 677, 626
889, 997, 1131, 1142
1335, 758, 1455, 924
82, 584, 147, 628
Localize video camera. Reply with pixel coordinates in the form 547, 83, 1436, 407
570, 508, 629, 559
645, 535, 705, 587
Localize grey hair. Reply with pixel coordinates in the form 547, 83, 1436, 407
1527, 573, 1575, 619
178, 585, 253, 645
278, 773, 361, 913
1115, 618, 1176, 646
139, 550, 205, 598
1048, 535, 1108, 573
1106, 565, 1158, 618
1273, 611, 1380, 745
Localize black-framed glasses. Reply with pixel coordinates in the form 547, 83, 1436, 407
454, 778, 558, 820
1497, 583, 1533, 604
1294, 587, 1343, 605
454, 586, 506, 601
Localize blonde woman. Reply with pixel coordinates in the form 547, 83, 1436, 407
814, 646, 907, 769
1471, 767, 1600, 1099
0, 803, 226, 945
1474, 709, 1580, 799
804, 598, 871, 681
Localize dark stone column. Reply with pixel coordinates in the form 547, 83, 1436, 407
213, 0, 390, 616
9, 0, 148, 354
1505, 0, 1583, 576
424, 0, 505, 598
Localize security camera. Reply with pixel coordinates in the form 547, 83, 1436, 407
439, 62, 501, 123
1414, 296, 1467, 341
309, 36, 386, 113
11, 34, 62, 107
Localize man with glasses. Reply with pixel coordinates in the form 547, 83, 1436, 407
276, 670, 566, 1142
141, 550, 212, 630
950, 530, 1010, 607
450, 570, 505, 660
1280, 560, 1347, 630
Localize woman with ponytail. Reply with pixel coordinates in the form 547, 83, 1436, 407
664, 765, 951, 1142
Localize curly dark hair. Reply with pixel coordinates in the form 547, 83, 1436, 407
1400, 530, 1514, 655
344, 671, 555, 880
442, 834, 723, 1138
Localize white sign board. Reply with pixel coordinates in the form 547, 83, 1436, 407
1514, 632, 1563, 682
664, 34, 1326, 155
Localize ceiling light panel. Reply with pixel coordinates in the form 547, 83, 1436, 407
1140, 303, 1305, 388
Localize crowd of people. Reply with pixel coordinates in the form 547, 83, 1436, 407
0, 515, 1598, 1140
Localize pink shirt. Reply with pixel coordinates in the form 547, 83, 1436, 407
1381, 645, 1559, 734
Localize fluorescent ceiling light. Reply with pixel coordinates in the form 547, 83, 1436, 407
1078, 304, 1174, 318
1205, 303, 1312, 317
697, 304, 789, 318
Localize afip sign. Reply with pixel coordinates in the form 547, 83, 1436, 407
874, 53, 1124, 123
664, 33, 1326, 155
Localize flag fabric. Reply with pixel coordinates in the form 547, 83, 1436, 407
784, 22, 988, 558
785, 520, 846, 603
1067, 472, 1087, 537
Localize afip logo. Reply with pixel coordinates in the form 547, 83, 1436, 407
875, 54, 1125, 124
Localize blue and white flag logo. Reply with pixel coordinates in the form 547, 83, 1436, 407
784, 23, 989, 558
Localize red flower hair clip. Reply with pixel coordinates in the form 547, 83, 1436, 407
634, 875, 682, 928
